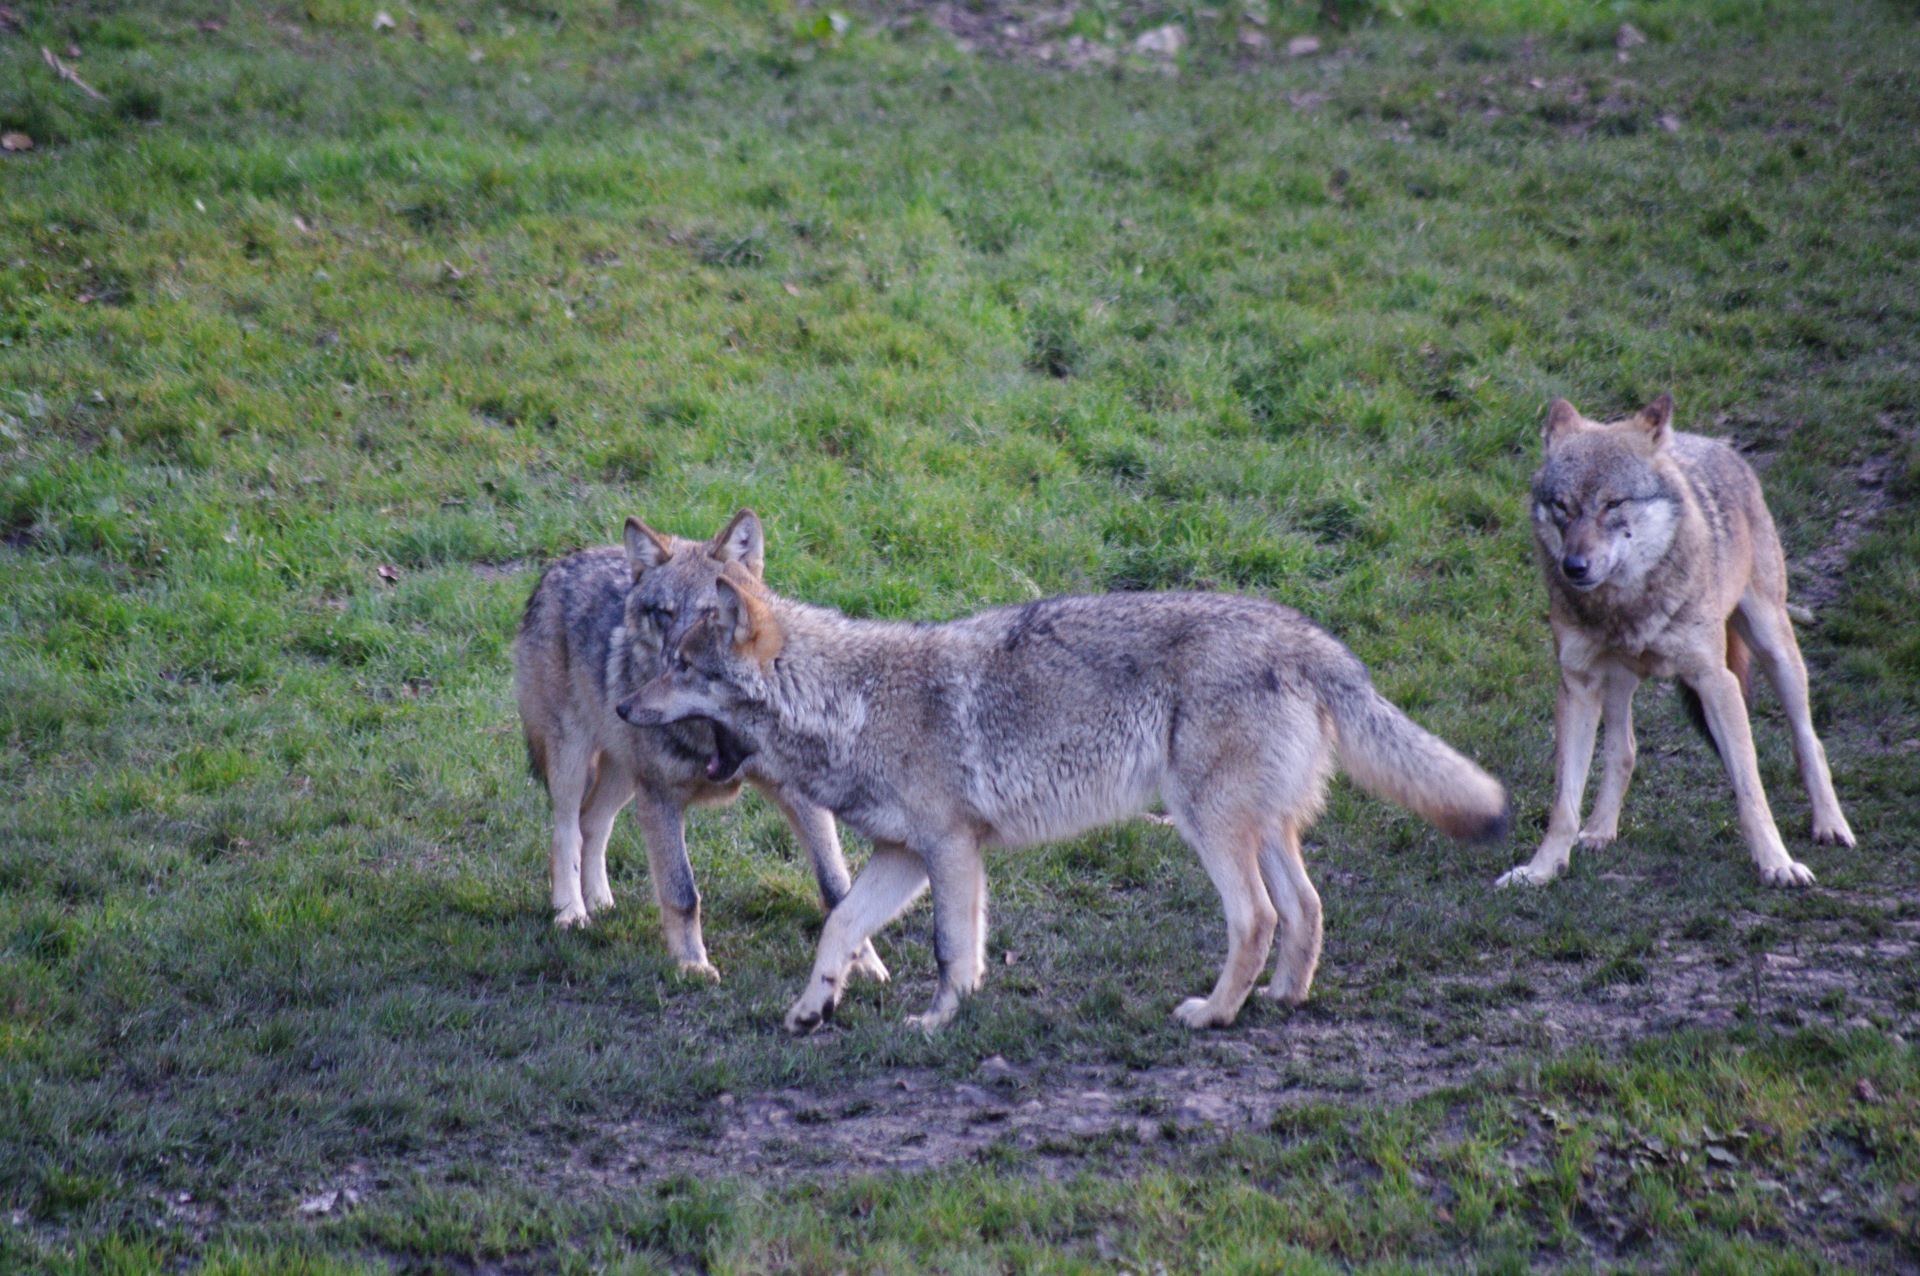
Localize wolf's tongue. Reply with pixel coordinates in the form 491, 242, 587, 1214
706, 753, 724, 781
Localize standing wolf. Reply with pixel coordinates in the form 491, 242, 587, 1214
1497, 394, 1855, 890
625, 568, 1508, 1033
515, 510, 885, 983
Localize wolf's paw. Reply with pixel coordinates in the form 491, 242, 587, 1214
1262, 978, 1311, 1007
553, 903, 591, 929
1811, 813, 1855, 848
677, 958, 722, 982
1759, 858, 1816, 889
1172, 997, 1234, 1029
584, 889, 615, 914
902, 1008, 954, 1035
1494, 862, 1561, 889
783, 987, 837, 1035
848, 942, 890, 984
1576, 828, 1617, 850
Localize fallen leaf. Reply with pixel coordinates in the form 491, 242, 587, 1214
42, 45, 106, 101
1133, 24, 1185, 57
1616, 22, 1647, 50
197, 18, 225, 33
1704, 1144, 1738, 1165
1, 131, 32, 152
1657, 113, 1681, 132
0, 6, 24, 34
1855, 1078, 1880, 1104
297, 1190, 339, 1216
1286, 34, 1321, 57
468, 46, 484, 63
1238, 28, 1270, 50
64, 41, 79, 58
377, 564, 401, 584
372, 10, 396, 32
782, 280, 801, 296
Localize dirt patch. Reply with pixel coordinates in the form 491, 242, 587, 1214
1794, 443, 1901, 609
539, 908, 1917, 1187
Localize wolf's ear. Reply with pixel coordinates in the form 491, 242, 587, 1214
714, 572, 783, 663
624, 517, 674, 578
1632, 393, 1674, 448
708, 508, 765, 579
1542, 399, 1583, 450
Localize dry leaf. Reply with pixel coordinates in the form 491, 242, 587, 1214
1615, 22, 1647, 50
782, 280, 801, 296
372, 10, 396, 32
197, 18, 225, 33
376, 564, 401, 584
0, 5, 22, 34
64, 41, 79, 57
1286, 34, 1321, 57
41, 45, 105, 100
1132, 24, 1185, 58
1656, 113, 1681, 133
0, 131, 32, 152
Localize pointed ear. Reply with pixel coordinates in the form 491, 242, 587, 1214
623, 516, 673, 578
714, 572, 783, 663
1542, 399, 1583, 450
1632, 393, 1674, 448
707, 508, 765, 579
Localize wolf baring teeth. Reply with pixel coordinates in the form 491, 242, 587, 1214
1498, 394, 1856, 890
624, 567, 1510, 1035
513, 509, 887, 984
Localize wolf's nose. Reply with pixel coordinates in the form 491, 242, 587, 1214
615, 698, 634, 722
1562, 554, 1590, 581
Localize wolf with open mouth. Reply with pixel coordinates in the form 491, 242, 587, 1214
514, 509, 887, 984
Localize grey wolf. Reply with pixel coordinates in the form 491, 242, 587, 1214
1497, 394, 1854, 889
625, 569, 1508, 1033
514, 510, 886, 982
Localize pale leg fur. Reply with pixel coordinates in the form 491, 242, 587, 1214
546, 743, 592, 928
630, 793, 720, 979
760, 786, 890, 984
786, 845, 929, 1035
1498, 668, 1604, 887
1734, 594, 1856, 848
1169, 809, 1277, 1029
905, 843, 989, 1033
1687, 665, 1815, 887
578, 765, 634, 917
1258, 820, 1322, 1006
1578, 666, 1641, 848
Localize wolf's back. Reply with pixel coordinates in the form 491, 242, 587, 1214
1313, 660, 1509, 843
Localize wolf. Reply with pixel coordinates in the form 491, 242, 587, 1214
1496, 394, 1855, 890
624, 567, 1509, 1034
514, 509, 886, 983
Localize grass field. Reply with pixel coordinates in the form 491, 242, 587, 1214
3, 0, 1918, 1269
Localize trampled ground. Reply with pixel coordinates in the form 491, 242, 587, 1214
2, 1, 1917, 1270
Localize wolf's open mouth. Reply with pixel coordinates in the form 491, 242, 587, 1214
706, 720, 756, 784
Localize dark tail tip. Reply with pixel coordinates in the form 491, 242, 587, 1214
1438, 793, 1512, 845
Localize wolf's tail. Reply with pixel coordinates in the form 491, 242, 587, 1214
1315, 659, 1510, 843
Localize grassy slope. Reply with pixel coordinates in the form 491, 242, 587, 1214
2, 0, 1917, 1269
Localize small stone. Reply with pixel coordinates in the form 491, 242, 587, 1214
0, 132, 32, 152
1238, 28, 1269, 51
1133, 24, 1186, 57
1286, 35, 1321, 57
1657, 114, 1681, 133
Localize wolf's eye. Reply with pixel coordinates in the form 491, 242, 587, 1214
1603, 497, 1625, 511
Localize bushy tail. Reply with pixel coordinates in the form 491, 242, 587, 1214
1316, 662, 1510, 844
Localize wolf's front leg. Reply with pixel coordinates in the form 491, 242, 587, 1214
1578, 666, 1641, 848
1497, 668, 1603, 887
761, 785, 889, 984
632, 793, 719, 980
785, 845, 928, 1034
903, 844, 988, 1034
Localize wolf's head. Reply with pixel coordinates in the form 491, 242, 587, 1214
614, 509, 766, 781
620, 562, 781, 759
1530, 394, 1683, 593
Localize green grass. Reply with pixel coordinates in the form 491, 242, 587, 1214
3, 0, 1918, 1269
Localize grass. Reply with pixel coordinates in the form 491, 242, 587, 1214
2, 0, 1918, 1269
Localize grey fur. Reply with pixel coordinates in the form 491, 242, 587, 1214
513, 511, 886, 982
1499, 395, 1855, 889
628, 573, 1508, 1033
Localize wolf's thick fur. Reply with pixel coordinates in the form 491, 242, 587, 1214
628, 573, 1508, 1033
514, 510, 885, 982
1498, 394, 1855, 890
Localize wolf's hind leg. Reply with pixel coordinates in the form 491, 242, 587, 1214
579, 764, 635, 917
905, 842, 988, 1034
1167, 806, 1276, 1029
762, 786, 889, 984
1258, 819, 1322, 1007
1735, 594, 1855, 848
786, 845, 928, 1035
1498, 668, 1603, 887
632, 791, 719, 979
1579, 666, 1641, 848
545, 743, 592, 928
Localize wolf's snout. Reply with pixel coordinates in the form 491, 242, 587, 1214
1561, 553, 1591, 582
616, 696, 659, 726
